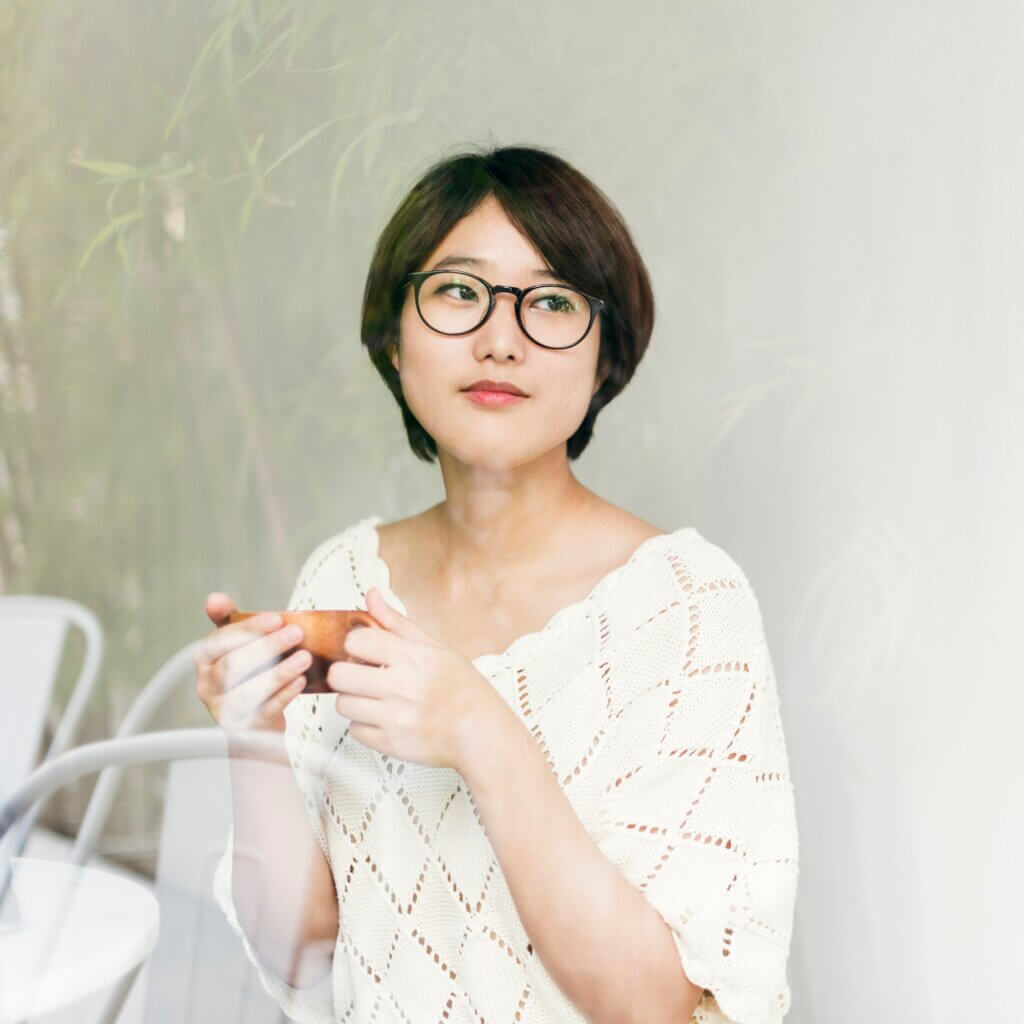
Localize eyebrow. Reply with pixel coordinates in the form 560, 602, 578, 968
428, 254, 560, 279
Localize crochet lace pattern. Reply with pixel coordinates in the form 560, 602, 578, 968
213, 514, 799, 1024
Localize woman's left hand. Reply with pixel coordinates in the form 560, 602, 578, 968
326, 586, 505, 771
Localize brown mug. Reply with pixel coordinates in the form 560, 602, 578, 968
227, 609, 382, 694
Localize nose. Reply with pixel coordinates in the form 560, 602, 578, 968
481, 288, 528, 346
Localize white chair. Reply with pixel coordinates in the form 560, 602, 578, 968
0, 729, 325, 1024
0, 596, 104, 861
71, 641, 201, 867
66, 640, 295, 1022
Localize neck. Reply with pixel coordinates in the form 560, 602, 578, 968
425, 478, 600, 583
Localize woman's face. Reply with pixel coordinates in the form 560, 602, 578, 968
391, 195, 605, 472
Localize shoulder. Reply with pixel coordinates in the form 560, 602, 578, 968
670, 529, 758, 591
563, 502, 759, 604
664, 531, 771, 665
653, 525, 765, 620
286, 515, 380, 609
588, 501, 665, 541
582, 504, 676, 574
373, 505, 466, 581
611, 520, 768, 650
373, 509, 428, 565
589, 505, 742, 584
295, 517, 371, 575
585, 495, 756, 588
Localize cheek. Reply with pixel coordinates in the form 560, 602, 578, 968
394, 304, 416, 362
513, 373, 595, 441
553, 351, 601, 407
559, 378, 599, 419
394, 312, 434, 380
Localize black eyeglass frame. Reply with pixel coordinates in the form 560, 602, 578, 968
404, 270, 607, 350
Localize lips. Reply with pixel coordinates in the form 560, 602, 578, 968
461, 379, 528, 396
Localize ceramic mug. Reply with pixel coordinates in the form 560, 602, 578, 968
227, 609, 382, 694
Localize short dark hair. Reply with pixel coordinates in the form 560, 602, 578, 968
361, 144, 655, 462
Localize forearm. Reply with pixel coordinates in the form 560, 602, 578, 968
227, 737, 339, 986
456, 699, 701, 1024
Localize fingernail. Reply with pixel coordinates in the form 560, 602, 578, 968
262, 613, 283, 629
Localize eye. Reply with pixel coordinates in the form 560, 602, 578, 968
530, 289, 583, 314
423, 272, 483, 303
438, 282, 480, 302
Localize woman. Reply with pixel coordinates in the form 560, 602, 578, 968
196, 145, 799, 1024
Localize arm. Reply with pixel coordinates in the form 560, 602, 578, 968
226, 734, 339, 987
455, 696, 705, 1024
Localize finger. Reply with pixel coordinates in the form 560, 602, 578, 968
334, 692, 386, 727
194, 612, 283, 669
346, 721, 387, 755
228, 671, 307, 731
218, 622, 305, 691
205, 592, 239, 628
342, 623, 390, 667
364, 586, 423, 640
225, 648, 313, 718
326, 660, 388, 697
258, 673, 309, 720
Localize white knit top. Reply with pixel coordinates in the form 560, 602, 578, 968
213, 514, 799, 1024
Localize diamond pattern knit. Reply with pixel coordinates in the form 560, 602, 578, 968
213, 514, 799, 1023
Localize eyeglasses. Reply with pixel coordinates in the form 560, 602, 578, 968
404, 270, 606, 350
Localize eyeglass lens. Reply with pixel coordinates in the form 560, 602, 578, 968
416, 272, 593, 348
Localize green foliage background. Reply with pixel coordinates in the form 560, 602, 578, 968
0, 0, 448, 866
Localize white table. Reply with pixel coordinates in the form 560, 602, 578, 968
0, 857, 159, 1023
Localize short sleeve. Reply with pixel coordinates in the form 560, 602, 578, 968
594, 545, 799, 1024
210, 534, 348, 1022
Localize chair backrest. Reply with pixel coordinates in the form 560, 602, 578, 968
72, 641, 200, 866
0, 613, 66, 797
138, 758, 288, 1023
62, 634, 317, 1022
0, 596, 103, 858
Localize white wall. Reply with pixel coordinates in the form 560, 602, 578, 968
337, 3, 1020, 1018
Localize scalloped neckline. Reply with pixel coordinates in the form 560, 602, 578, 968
360, 514, 695, 668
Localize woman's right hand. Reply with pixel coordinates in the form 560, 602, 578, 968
195, 592, 312, 734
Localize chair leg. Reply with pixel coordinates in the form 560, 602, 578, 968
94, 959, 145, 1024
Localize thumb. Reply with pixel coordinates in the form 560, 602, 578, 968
206, 591, 237, 627
365, 586, 437, 644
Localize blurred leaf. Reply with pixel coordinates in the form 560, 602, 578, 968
164, 16, 234, 142
69, 158, 146, 179
153, 161, 195, 182
328, 108, 420, 218
233, 24, 294, 90
105, 181, 124, 217
115, 229, 132, 274
77, 208, 145, 275
1, 0, 423, 854
263, 114, 353, 178
71, 157, 195, 187
238, 183, 260, 236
